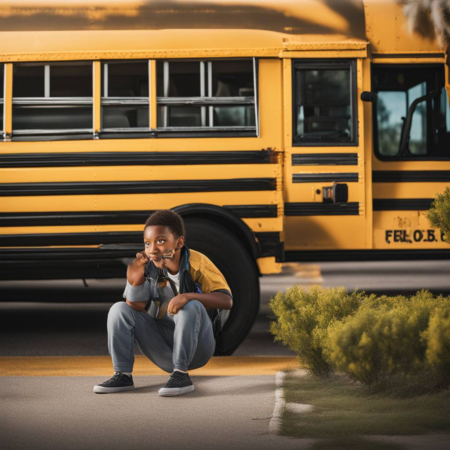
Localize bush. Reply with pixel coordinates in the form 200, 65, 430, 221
270, 286, 450, 390
269, 286, 363, 376
324, 306, 422, 385
426, 186, 450, 244
423, 306, 450, 388
323, 290, 449, 385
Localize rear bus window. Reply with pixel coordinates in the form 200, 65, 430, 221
293, 60, 357, 146
12, 62, 93, 135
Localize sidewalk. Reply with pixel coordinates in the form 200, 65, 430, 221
1, 356, 311, 450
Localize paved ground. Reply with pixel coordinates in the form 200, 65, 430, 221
2, 260, 449, 357
1, 376, 306, 450
0, 269, 304, 450
1, 261, 450, 450
0, 273, 300, 357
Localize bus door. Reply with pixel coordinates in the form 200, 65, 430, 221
371, 58, 450, 251
282, 43, 370, 259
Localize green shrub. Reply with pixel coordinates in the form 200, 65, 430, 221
423, 306, 450, 388
323, 290, 450, 385
270, 286, 450, 390
269, 286, 363, 376
358, 293, 407, 312
324, 307, 422, 385
426, 186, 450, 244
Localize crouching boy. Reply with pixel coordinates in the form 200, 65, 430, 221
94, 210, 233, 396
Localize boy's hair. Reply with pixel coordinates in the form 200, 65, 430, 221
144, 210, 185, 238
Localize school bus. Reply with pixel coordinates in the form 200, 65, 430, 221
1, 0, 449, 354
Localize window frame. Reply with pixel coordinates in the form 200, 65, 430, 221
373, 63, 450, 161
292, 59, 358, 147
5, 57, 260, 141
156, 57, 259, 136
1, 64, 4, 136
101, 59, 151, 133
11, 61, 94, 137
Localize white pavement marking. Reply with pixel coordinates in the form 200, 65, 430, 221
286, 403, 314, 413
269, 370, 313, 435
268, 371, 286, 435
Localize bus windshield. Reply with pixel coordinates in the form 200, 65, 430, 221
373, 65, 450, 159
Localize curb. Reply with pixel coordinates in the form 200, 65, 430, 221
269, 369, 313, 435
268, 371, 286, 435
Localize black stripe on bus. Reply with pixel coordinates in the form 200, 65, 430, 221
0, 205, 277, 227
372, 53, 445, 59
292, 153, 358, 166
0, 150, 275, 168
285, 249, 450, 262
0, 247, 141, 280
0, 247, 142, 261
373, 199, 434, 211
0, 232, 143, 247
285, 202, 359, 216
293, 173, 359, 183
0, 230, 283, 254
372, 171, 450, 182
0, 178, 277, 197
225, 205, 278, 218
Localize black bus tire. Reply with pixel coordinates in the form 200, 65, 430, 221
183, 218, 260, 356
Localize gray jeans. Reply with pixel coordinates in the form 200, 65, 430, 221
107, 300, 216, 373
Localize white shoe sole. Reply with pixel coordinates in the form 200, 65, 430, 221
93, 385, 135, 394
158, 385, 195, 397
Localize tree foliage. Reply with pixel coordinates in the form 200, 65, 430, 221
426, 187, 450, 244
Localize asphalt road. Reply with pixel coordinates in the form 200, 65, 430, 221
2, 260, 450, 450
0, 260, 449, 357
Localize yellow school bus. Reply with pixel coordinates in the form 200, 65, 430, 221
1, 0, 449, 354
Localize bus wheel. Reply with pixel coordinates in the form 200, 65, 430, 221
183, 219, 260, 356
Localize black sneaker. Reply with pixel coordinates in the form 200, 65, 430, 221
93, 373, 135, 394
158, 371, 195, 397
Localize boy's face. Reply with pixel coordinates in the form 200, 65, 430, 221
143, 225, 184, 267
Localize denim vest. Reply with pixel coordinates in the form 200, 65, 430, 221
143, 245, 222, 346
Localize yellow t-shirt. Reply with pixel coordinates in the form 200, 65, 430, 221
188, 249, 232, 298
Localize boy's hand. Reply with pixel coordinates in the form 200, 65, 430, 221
167, 294, 190, 315
134, 251, 149, 267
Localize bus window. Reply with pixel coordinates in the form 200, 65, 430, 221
373, 65, 450, 159
0, 65, 3, 135
157, 61, 201, 97
213, 106, 255, 127
50, 64, 92, 97
377, 91, 407, 156
293, 60, 357, 145
439, 86, 450, 138
157, 105, 202, 127
211, 60, 255, 127
156, 59, 257, 132
101, 61, 149, 130
408, 82, 427, 155
12, 62, 93, 135
13, 64, 44, 97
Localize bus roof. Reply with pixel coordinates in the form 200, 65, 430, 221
0, 0, 441, 60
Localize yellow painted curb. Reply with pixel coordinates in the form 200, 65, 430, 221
0, 356, 301, 376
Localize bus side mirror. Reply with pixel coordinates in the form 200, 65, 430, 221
361, 91, 377, 103
323, 183, 348, 203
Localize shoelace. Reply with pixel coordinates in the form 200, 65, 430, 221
106, 373, 128, 385
166, 371, 189, 388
